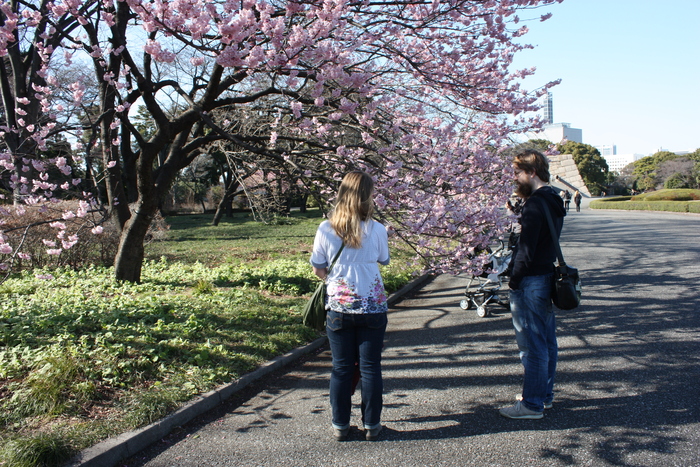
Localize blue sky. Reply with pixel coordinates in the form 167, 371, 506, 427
511, 0, 700, 156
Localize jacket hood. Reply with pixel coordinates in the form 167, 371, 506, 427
531, 185, 566, 218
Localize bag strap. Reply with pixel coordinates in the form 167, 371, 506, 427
534, 196, 566, 268
327, 243, 345, 276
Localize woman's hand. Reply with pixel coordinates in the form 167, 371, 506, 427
313, 266, 328, 280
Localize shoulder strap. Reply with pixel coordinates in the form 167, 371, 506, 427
327, 243, 345, 275
534, 196, 566, 268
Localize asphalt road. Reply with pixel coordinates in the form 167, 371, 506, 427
123, 206, 700, 467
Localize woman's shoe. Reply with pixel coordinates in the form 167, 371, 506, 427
333, 427, 350, 441
365, 425, 382, 441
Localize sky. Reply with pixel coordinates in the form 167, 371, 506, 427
510, 0, 700, 156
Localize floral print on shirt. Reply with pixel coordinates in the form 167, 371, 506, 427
328, 275, 388, 314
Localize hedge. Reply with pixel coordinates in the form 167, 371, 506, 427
631, 189, 700, 202
590, 198, 700, 213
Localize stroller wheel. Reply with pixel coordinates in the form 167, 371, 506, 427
460, 299, 472, 310
476, 305, 489, 318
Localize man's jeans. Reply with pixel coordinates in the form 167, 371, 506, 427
509, 273, 557, 412
326, 310, 387, 430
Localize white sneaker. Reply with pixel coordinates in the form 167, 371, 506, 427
517, 393, 553, 409
499, 401, 544, 419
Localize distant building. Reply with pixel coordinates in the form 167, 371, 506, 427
527, 93, 583, 144
543, 92, 554, 125
595, 144, 617, 156
603, 153, 645, 173
537, 123, 583, 144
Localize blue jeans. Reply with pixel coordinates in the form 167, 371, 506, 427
326, 310, 387, 430
509, 273, 557, 412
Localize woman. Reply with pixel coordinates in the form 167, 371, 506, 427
310, 171, 390, 442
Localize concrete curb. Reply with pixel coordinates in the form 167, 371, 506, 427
66, 273, 433, 467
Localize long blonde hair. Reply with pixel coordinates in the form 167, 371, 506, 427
330, 171, 374, 248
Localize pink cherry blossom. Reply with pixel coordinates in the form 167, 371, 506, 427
0, 0, 564, 281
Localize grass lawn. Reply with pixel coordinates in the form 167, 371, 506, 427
0, 209, 416, 467
146, 210, 322, 265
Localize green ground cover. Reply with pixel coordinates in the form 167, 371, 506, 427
589, 189, 700, 213
0, 210, 415, 466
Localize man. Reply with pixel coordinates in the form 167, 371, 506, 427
574, 190, 582, 212
500, 149, 566, 420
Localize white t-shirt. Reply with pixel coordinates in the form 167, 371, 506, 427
310, 219, 390, 314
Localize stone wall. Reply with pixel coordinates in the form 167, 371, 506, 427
548, 153, 591, 197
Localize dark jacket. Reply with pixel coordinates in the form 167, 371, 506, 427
508, 186, 566, 290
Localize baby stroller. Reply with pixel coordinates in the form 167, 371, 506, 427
460, 236, 514, 318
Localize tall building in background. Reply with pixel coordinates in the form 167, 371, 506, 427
530, 93, 583, 143
543, 92, 554, 125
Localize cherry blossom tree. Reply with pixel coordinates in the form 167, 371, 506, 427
0, 0, 562, 282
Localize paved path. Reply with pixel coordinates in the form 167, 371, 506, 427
123, 207, 700, 467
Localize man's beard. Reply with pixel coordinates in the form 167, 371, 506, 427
515, 180, 533, 199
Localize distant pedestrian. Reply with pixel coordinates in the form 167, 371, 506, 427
310, 171, 390, 441
563, 190, 571, 211
506, 195, 524, 248
574, 190, 582, 212
501, 149, 565, 420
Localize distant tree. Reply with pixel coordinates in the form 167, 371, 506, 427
630, 150, 699, 191
557, 141, 608, 195
686, 149, 700, 188
524, 139, 555, 153
604, 170, 629, 196
631, 156, 657, 191
658, 158, 696, 189
210, 145, 245, 226
653, 151, 681, 163
616, 162, 637, 193
664, 173, 688, 189
179, 153, 219, 212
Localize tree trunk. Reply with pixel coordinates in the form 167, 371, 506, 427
212, 177, 240, 226
113, 202, 157, 282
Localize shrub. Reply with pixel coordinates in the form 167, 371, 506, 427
664, 173, 690, 189
1, 201, 119, 271
1, 202, 170, 273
